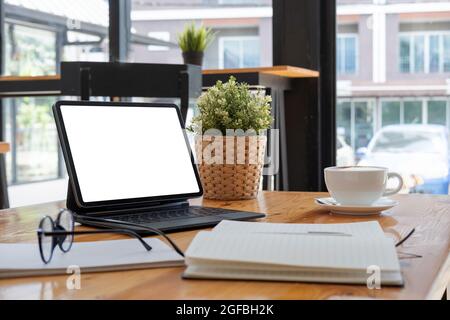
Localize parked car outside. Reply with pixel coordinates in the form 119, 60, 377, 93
357, 124, 449, 195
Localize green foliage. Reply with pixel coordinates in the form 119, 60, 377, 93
177, 22, 215, 52
16, 97, 54, 129
6, 24, 56, 76
188, 76, 273, 135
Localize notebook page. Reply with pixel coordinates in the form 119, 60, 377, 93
186, 231, 400, 272
212, 220, 385, 238
0, 238, 184, 273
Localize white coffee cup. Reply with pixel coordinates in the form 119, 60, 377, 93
324, 166, 403, 206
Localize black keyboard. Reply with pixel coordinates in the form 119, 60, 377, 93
109, 206, 231, 224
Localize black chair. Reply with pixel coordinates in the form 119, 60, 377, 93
61, 62, 202, 122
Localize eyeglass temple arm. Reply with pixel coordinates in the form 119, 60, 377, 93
131, 225, 184, 257
43, 229, 152, 251
395, 228, 415, 247
80, 216, 185, 257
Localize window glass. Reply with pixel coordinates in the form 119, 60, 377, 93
344, 37, 356, 74
147, 32, 170, 51
404, 101, 423, 124
337, 35, 357, 75
337, 37, 343, 74
129, 1, 272, 68
242, 38, 260, 67
4, 24, 56, 76
429, 35, 440, 73
2, 0, 109, 189
444, 35, 450, 72
427, 101, 447, 125
414, 35, 425, 73
3, 101, 13, 185
382, 101, 401, 126
223, 39, 241, 68
354, 101, 374, 150
399, 35, 410, 73
221, 38, 260, 68
15, 97, 59, 182
336, 101, 352, 146
399, 33, 450, 74
337, 1, 450, 195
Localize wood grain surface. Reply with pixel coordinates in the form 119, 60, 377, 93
203, 66, 319, 78
0, 191, 448, 300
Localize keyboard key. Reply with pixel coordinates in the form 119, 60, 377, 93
110, 206, 233, 224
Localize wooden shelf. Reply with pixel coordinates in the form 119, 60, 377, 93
0, 66, 319, 84
0, 75, 62, 97
203, 65, 319, 78
0, 142, 10, 154
0, 75, 61, 82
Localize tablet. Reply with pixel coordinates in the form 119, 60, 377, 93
53, 101, 203, 210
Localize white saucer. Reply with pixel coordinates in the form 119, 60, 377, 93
314, 197, 398, 216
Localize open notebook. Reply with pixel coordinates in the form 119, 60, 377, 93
184, 221, 403, 286
0, 238, 184, 278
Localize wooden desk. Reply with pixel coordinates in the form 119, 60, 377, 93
0, 192, 449, 300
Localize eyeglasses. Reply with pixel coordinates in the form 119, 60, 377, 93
37, 209, 184, 264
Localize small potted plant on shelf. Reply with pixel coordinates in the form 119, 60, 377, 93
188, 76, 273, 200
178, 22, 215, 66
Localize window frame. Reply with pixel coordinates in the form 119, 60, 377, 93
379, 97, 449, 127
218, 35, 260, 69
398, 31, 450, 74
336, 98, 377, 150
337, 33, 359, 76
146, 31, 170, 51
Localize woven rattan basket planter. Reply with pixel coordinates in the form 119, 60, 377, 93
195, 135, 266, 200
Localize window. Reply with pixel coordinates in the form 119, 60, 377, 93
3, 97, 60, 184
399, 33, 450, 73
404, 101, 423, 124
4, 24, 56, 76
337, 101, 352, 146
399, 36, 411, 72
427, 100, 447, 125
354, 101, 375, 150
381, 101, 401, 126
219, 37, 260, 69
147, 32, 170, 51
336, 99, 375, 150
129, 1, 272, 69
337, 34, 357, 75
337, 1, 450, 195
2, 0, 109, 187
381, 99, 448, 127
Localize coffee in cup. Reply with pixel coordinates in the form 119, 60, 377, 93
324, 166, 403, 206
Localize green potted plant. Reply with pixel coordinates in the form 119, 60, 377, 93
178, 22, 215, 66
188, 76, 273, 200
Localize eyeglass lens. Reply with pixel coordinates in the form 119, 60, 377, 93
56, 210, 75, 252
38, 216, 54, 263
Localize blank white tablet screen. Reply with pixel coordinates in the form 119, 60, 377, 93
60, 105, 200, 202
